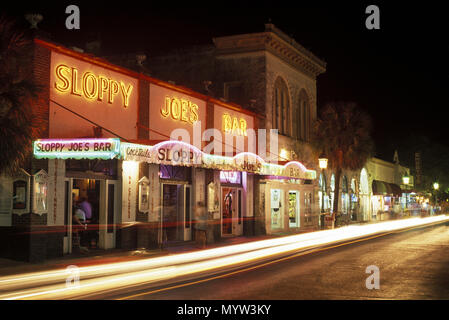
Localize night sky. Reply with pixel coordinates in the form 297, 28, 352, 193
3, 1, 449, 163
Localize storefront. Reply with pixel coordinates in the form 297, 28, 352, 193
33, 138, 122, 253
256, 161, 317, 235
371, 180, 403, 220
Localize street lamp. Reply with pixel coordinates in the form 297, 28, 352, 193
318, 154, 328, 228
318, 154, 328, 170
402, 175, 410, 186
433, 182, 439, 214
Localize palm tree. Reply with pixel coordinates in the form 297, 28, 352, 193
311, 102, 374, 226
0, 16, 40, 175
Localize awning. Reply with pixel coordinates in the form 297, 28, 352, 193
372, 180, 389, 195
388, 183, 403, 197
372, 180, 402, 197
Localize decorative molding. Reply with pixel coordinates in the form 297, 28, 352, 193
214, 29, 326, 79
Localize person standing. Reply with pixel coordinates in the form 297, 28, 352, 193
79, 197, 92, 221
79, 196, 94, 247
194, 201, 207, 249
72, 201, 89, 253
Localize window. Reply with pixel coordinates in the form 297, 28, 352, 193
224, 81, 245, 106
273, 77, 290, 136
298, 89, 310, 141
341, 176, 349, 214
271, 188, 283, 229
288, 190, 300, 228
319, 173, 328, 213
330, 174, 335, 213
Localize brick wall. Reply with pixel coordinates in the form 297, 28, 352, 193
32, 41, 51, 139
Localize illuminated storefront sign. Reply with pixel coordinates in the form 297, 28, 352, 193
33, 138, 121, 160
54, 64, 133, 108
121, 141, 316, 180
161, 96, 199, 124
220, 171, 242, 184
222, 113, 248, 136
122, 141, 202, 166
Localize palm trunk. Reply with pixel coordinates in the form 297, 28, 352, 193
332, 168, 342, 227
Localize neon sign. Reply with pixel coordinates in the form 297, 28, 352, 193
220, 171, 241, 184
121, 140, 316, 180
160, 96, 199, 124
222, 113, 247, 136
54, 64, 133, 108
33, 138, 121, 160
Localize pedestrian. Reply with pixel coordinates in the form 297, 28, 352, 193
194, 201, 207, 249
72, 200, 89, 253
79, 196, 92, 221
79, 196, 94, 247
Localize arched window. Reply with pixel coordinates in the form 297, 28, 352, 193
319, 173, 328, 213
341, 176, 349, 214
330, 174, 335, 213
359, 168, 370, 220
298, 89, 310, 141
273, 77, 290, 136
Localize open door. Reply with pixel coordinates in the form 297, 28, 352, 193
99, 180, 119, 249
221, 187, 243, 236
161, 182, 192, 242
183, 185, 192, 241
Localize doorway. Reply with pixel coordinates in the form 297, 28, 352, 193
221, 187, 243, 236
161, 182, 192, 243
63, 178, 118, 254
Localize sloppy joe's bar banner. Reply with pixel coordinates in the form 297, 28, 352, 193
34, 138, 121, 160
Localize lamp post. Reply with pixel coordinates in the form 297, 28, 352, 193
433, 182, 439, 214
318, 154, 328, 170
402, 175, 410, 187
318, 154, 328, 229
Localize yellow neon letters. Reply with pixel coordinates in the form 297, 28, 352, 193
223, 113, 248, 136
54, 64, 133, 108
161, 96, 199, 124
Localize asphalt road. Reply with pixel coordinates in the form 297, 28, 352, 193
105, 221, 449, 300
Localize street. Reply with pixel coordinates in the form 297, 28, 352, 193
1, 217, 449, 300
108, 223, 449, 300
108, 220, 449, 300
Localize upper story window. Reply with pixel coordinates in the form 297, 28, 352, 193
297, 89, 310, 142
272, 77, 290, 136
224, 81, 245, 106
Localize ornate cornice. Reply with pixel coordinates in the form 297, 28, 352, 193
213, 25, 326, 79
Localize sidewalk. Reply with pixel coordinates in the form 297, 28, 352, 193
0, 234, 275, 277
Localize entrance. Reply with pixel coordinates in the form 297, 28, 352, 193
161, 182, 192, 243
63, 178, 118, 254
221, 187, 243, 236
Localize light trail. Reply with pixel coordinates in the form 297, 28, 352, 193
1, 215, 448, 299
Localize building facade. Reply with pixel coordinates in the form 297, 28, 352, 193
140, 23, 327, 235
0, 33, 318, 262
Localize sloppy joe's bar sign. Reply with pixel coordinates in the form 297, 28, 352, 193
34, 138, 120, 160
122, 142, 203, 166
49, 52, 138, 140
121, 141, 316, 180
